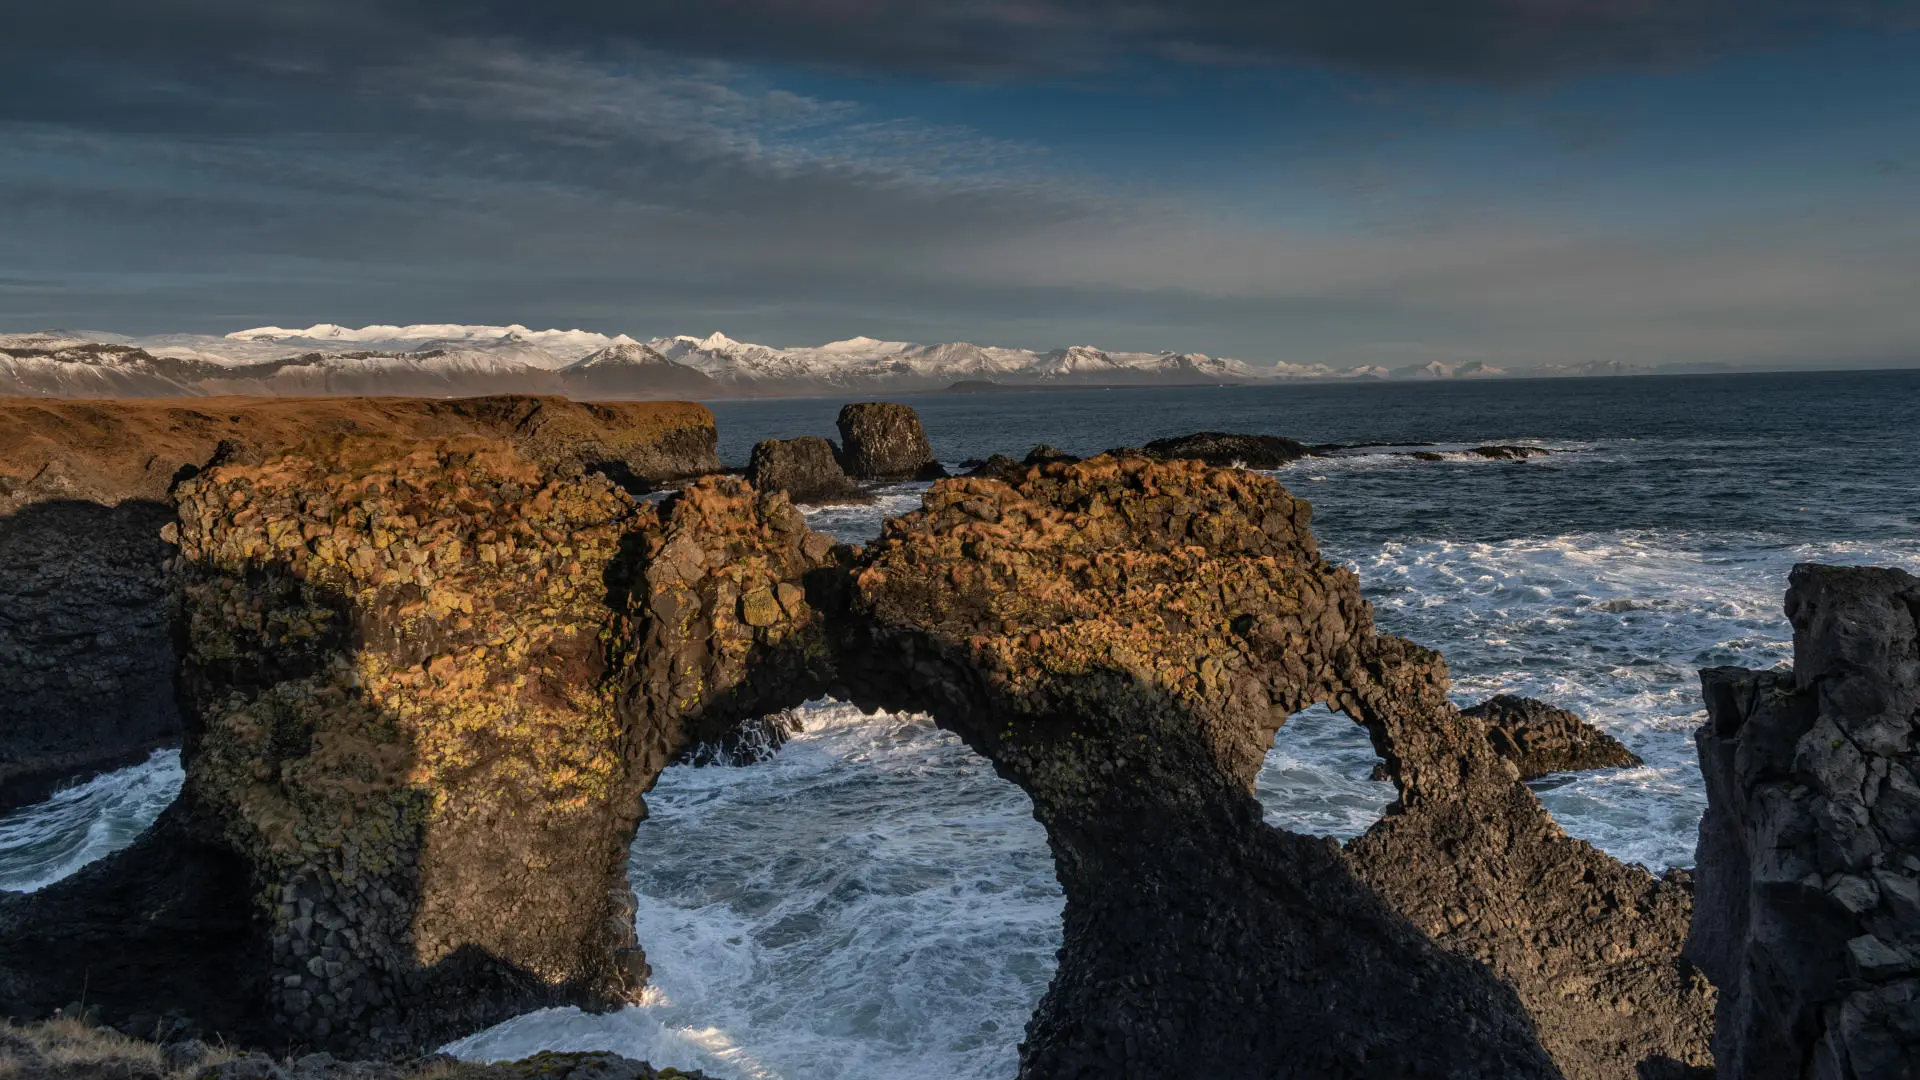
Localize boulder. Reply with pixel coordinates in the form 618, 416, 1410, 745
834, 402, 944, 480
1690, 564, 1920, 1079
744, 437, 869, 505
1464, 694, 1643, 779
1140, 430, 1310, 469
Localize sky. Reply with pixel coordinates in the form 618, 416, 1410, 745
3, 1, 1918, 369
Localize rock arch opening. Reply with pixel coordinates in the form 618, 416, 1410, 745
1, 441, 1719, 1079
455, 701, 1062, 1079
1255, 705, 1393, 840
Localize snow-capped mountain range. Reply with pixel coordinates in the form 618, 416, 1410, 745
0, 321, 1649, 400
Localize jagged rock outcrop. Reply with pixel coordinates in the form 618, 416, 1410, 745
1466, 694, 1644, 779
744, 437, 868, 505
1139, 430, 1310, 469
839, 459, 1710, 1078
834, 402, 944, 481
0, 396, 717, 812
4, 449, 1716, 1076
1691, 564, 1920, 1080
831, 461, 1557, 1077
2, 439, 659, 1051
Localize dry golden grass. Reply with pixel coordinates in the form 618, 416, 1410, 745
0, 1016, 231, 1080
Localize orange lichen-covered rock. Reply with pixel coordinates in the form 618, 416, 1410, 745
170, 435, 651, 1052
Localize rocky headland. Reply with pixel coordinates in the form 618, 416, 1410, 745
0, 396, 718, 814
0, 400, 1912, 1079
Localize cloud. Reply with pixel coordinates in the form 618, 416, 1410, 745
5, 0, 1915, 100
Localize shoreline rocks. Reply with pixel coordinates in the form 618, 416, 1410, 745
1691, 564, 1920, 1079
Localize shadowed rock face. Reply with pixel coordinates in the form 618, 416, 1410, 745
834, 401, 942, 480
1692, 564, 1920, 1080
744, 436, 869, 506
0, 498, 180, 813
3, 447, 1716, 1076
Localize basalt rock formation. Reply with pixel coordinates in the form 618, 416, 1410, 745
834, 402, 944, 480
1139, 430, 1311, 469
1466, 694, 1644, 779
744, 436, 869, 506
5, 447, 1717, 1077
0, 396, 716, 813
1691, 564, 1920, 1080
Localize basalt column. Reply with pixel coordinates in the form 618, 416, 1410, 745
170, 437, 653, 1053
1691, 564, 1920, 1080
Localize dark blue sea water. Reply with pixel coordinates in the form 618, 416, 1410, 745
6, 371, 1917, 1079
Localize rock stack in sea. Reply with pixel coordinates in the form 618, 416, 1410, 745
1465, 694, 1644, 778
1692, 564, 1920, 1079
835, 401, 944, 480
744, 436, 868, 505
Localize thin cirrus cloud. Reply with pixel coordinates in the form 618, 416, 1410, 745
1, 0, 1917, 367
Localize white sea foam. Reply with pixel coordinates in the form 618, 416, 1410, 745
447, 703, 1061, 1080
0, 750, 182, 893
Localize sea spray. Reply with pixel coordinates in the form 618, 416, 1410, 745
0, 749, 182, 893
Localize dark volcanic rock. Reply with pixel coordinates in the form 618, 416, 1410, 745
3, 449, 1716, 1077
1691, 564, 1920, 1080
6, 439, 658, 1054
745, 436, 869, 505
1411, 450, 1447, 461
0, 499, 179, 813
1465, 694, 1644, 779
835, 459, 1557, 1078
834, 402, 943, 480
1021, 443, 1078, 465
1140, 430, 1310, 468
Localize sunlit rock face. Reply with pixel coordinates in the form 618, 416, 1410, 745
0, 395, 720, 816
4, 447, 1717, 1077
1693, 564, 1920, 1080
171, 437, 655, 1052
842, 457, 1712, 1078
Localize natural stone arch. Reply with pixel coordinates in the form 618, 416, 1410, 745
2, 441, 1713, 1078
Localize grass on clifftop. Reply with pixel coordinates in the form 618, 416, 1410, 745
0, 1017, 232, 1079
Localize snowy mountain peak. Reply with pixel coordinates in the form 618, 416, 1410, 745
567, 340, 671, 370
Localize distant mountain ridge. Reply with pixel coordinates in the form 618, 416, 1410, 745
0, 322, 1690, 399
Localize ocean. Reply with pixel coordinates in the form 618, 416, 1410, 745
5, 370, 1918, 1078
